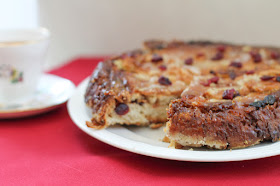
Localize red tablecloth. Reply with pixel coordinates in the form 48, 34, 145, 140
1, 57, 280, 185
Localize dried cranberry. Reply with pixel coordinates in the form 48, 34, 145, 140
209, 76, 219, 84
260, 75, 274, 81
184, 58, 193, 65
222, 89, 238, 100
201, 76, 219, 86
250, 51, 262, 63
200, 81, 210, 86
217, 45, 226, 52
196, 53, 205, 58
209, 70, 216, 75
211, 52, 224, 61
229, 61, 242, 68
271, 52, 280, 60
151, 54, 163, 62
158, 76, 172, 85
115, 103, 129, 115
158, 65, 167, 71
276, 76, 280, 82
246, 70, 255, 75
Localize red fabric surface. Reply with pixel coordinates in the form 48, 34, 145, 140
1, 57, 280, 185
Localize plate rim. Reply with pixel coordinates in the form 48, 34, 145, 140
67, 77, 280, 162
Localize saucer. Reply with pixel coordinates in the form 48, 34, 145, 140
0, 74, 75, 119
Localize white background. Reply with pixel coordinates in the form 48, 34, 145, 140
1, 0, 280, 69
0, 0, 37, 29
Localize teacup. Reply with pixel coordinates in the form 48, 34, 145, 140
0, 28, 50, 106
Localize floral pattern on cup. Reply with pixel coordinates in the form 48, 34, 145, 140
0, 64, 23, 83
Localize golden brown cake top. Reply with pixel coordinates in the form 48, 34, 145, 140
86, 40, 280, 113
112, 40, 280, 102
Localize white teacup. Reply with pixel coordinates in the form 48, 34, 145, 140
0, 28, 50, 105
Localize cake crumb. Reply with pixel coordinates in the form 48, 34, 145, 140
162, 136, 170, 143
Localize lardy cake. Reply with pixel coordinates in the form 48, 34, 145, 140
85, 40, 280, 149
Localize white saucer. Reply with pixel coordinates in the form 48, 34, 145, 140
0, 74, 75, 119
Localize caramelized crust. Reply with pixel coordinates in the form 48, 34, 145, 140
167, 92, 280, 149
85, 61, 131, 128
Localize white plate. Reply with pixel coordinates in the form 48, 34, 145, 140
0, 74, 75, 119
67, 77, 280, 162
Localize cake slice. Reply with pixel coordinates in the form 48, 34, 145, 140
85, 40, 194, 129
165, 43, 280, 149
